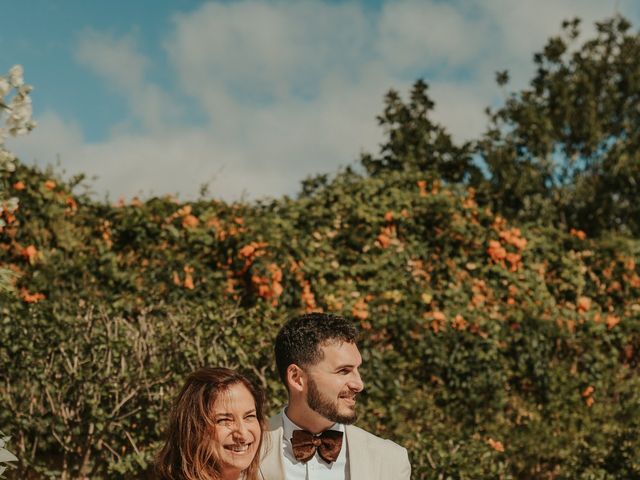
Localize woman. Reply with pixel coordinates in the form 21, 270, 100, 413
156, 367, 266, 480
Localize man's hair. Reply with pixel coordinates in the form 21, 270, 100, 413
275, 312, 359, 385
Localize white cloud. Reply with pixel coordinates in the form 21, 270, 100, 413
75, 30, 148, 91
377, 1, 493, 72
10, 0, 640, 201
166, 1, 370, 104
75, 29, 183, 133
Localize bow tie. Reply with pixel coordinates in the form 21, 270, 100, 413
291, 429, 344, 464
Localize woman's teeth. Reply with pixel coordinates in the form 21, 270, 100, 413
226, 444, 251, 453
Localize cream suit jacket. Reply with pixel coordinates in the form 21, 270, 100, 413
259, 413, 411, 480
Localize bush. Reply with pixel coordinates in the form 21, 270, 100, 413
1, 161, 639, 478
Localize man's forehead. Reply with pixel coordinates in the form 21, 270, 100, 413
317, 340, 362, 363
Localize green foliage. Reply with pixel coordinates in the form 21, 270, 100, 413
477, 16, 640, 236
1, 157, 639, 479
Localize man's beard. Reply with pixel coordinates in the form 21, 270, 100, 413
306, 376, 358, 425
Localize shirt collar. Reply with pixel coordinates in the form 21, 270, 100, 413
282, 407, 345, 445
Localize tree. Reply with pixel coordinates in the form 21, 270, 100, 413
0, 65, 36, 295
477, 16, 640, 236
361, 80, 481, 184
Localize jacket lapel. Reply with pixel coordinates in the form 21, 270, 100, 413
259, 413, 286, 480
345, 425, 373, 480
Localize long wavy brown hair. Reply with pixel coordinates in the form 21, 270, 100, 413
155, 367, 266, 480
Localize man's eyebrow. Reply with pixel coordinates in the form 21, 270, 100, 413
334, 362, 360, 370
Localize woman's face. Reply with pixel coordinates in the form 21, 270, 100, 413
211, 383, 261, 479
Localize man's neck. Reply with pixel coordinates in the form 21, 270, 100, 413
285, 402, 335, 434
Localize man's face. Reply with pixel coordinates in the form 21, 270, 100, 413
304, 341, 364, 424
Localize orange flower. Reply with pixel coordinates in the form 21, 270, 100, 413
251, 264, 284, 305
384, 211, 394, 222
486, 438, 505, 452
430, 311, 447, 334
239, 242, 268, 258
44, 180, 56, 190
183, 266, 195, 290
417, 180, 428, 197
20, 288, 45, 303
462, 188, 477, 209
577, 296, 591, 313
487, 240, 507, 263
605, 314, 620, 330
377, 232, 391, 248
499, 228, 527, 250
352, 297, 369, 321
582, 385, 595, 407
570, 228, 586, 240
65, 196, 78, 214
182, 214, 200, 229
505, 252, 522, 272
12, 181, 25, 190
21, 245, 38, 264
301, 282, 317, 311
377, 225, 396, 248
582, 385, 594, 397
452, 314, 467, 331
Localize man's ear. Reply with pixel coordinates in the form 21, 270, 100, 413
286, 364, 305, 393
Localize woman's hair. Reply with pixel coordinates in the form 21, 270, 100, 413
155, 367, 266, 480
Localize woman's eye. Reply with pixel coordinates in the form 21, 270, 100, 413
217, 419, 232, 426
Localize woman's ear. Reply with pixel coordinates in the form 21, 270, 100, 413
286, 364, 305, 393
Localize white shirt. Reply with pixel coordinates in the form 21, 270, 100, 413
281, 408, 350, 480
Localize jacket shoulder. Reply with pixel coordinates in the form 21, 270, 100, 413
347, 424, 407, 455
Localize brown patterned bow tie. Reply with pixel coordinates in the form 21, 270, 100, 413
291, 429, 344, 463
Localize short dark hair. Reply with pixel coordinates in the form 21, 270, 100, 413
275, 312, 359, 385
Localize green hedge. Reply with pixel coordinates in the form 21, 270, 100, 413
1, 163, 639, 479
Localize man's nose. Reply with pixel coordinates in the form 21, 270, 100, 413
349, 369, 364, 392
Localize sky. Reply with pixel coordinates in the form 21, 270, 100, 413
2, 0, 639, 201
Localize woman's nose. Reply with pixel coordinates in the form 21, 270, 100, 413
232, 422, 250, 441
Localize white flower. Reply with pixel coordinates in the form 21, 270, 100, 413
0, 148, 16, 172
5, 197, 19, 212
0, 78, 9, 98
8, 65, 24, 88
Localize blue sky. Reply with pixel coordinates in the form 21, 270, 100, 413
3, 0, 639, 201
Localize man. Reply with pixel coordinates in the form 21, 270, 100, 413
260, 312, 411, 480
